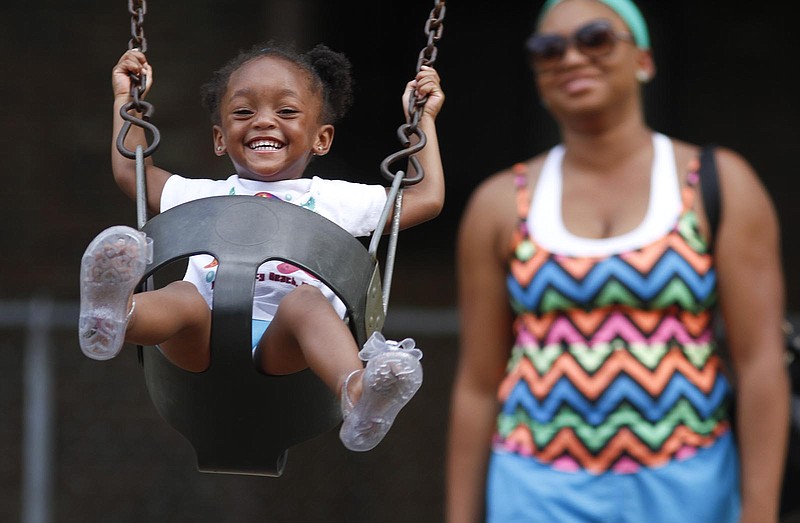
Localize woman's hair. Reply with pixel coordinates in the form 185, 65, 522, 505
200, 42, 354, 126
536, 0, 651, 50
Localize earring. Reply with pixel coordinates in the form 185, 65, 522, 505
636, 70, 650, 83
216, 146, 223, 152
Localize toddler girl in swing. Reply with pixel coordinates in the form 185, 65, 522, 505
78, 43, 445, 452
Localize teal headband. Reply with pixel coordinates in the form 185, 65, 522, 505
538, 0, 651, 50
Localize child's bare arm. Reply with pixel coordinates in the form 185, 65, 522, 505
111, 49, 172, 215
392, 66, 445, 231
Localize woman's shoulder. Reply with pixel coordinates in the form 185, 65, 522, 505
668, 135, 775, 230
472, 154, 548, 202
666, 136, 758, 184
461, 154, 548, 241
667, 135, 752, 173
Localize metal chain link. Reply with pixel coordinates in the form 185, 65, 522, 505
380, 0, 446, 186
126, 0, 148, 106
371, 1, 446, 313
127, 0, 147, 52
409, 0, 446, 130
117, 0, 160, 159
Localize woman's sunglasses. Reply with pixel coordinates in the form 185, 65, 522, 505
525, 19, 634, 70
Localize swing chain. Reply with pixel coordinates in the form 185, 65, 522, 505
117, 0, 161, 160
126, 0, 148, 102
380, 0, 445, 186
128, 0, 148, 53
411, 0, 446, 127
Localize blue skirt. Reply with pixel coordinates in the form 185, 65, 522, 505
486, 431, 740, 523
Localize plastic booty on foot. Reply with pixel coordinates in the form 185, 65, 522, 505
79, 225, 151, 361
339, 332, 423, 452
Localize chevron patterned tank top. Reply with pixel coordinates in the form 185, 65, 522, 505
496, 140, 733, 474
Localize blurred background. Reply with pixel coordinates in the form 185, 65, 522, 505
1, 1, 798, 522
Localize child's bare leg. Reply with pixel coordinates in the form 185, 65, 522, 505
255, 284, 362, 393
79, 225, 210, 371
255, 284, 423, 452
127, 281, 211, 372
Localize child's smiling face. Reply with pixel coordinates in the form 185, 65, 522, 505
213, 55, 333, 182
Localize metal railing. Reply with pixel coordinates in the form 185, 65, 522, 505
4, 297, 457, 523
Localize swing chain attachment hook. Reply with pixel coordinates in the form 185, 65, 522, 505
379, 0, 445, 186
116, 0, 161, 160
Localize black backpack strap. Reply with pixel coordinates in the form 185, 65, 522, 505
698, 144, 720, 252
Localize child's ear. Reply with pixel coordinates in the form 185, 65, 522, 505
212, 125, 226, 156
313, 124, 335, 156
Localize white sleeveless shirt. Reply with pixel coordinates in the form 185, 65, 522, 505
529, 133, 681, 257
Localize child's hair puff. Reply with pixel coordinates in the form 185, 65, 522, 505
200, 41, 354, 126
